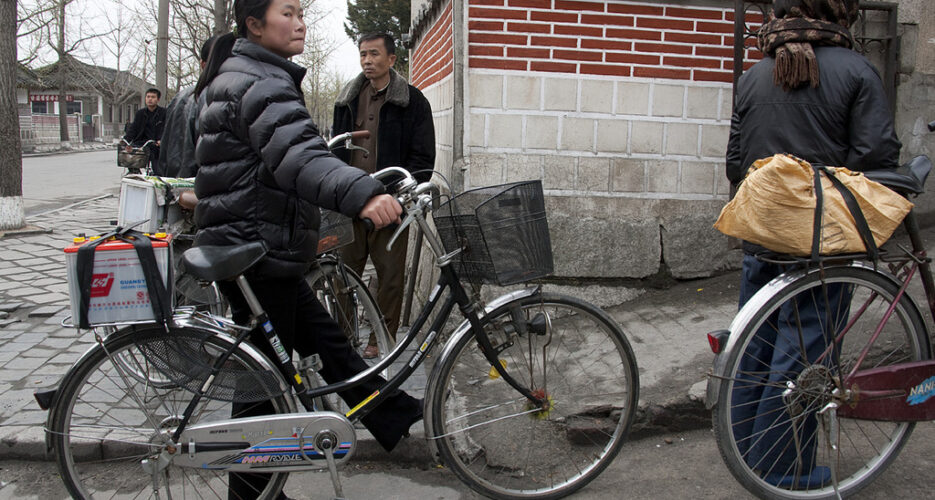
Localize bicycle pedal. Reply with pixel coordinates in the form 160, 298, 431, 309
297, 353, 323, 372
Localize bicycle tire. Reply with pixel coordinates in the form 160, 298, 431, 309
428, 292, 639, 499
304, 260, 394, 412
713, 265, 930, 499
48, 325, 295, 499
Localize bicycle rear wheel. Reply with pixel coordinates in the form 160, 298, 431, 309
713, 265, 930, 499
428, 292, 639, 499
48, 325, 295, 499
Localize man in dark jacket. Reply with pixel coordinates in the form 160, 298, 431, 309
123, 88, 166, 170
155, 36, 217, 178
726, 0, 901, 490
332, 33, 435, 356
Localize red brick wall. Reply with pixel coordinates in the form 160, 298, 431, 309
467, 0, 763, 82
412, 1, 454, 88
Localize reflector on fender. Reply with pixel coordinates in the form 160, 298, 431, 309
707, 329, 729, 354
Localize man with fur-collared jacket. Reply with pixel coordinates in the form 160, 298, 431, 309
331, 32, 436, 357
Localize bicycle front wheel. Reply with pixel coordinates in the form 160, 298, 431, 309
306, 260, 392, 362
429, 292, 639, 499
713, 265, 930, 499
48, 325, 295, 499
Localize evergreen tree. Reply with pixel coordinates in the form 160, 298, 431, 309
344, 0, 410, 76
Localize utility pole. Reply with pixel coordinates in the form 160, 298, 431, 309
155, 0, 169, 97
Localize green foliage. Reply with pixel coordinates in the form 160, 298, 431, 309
343, 0, 410, 76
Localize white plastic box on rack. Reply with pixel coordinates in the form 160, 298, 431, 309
117, 176, 192, 233
63, 234, 173, 326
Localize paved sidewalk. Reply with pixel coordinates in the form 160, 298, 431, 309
0, 194, 735, 463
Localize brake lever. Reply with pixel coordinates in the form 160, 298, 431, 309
386, 210, 417, 252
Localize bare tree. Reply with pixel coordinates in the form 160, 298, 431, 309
1, 0, 25, 230
48, 0, 111, 145
16, 0, 55, 66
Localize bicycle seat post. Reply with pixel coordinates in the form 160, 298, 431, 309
234, 274, 266, 319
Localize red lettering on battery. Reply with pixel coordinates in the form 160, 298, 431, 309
90, 274, 115, 297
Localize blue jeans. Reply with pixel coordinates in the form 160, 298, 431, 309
731, 255, 851, 474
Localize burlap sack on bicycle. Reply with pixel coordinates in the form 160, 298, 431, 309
713, 154, 913, 256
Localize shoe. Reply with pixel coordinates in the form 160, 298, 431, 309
763, 466, 832, 489
362, 344, 379, 359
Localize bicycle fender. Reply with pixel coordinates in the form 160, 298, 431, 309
704, 261, 917, 409
423, 287, 542, 440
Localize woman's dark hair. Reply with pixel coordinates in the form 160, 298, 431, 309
194, 0, 273, 97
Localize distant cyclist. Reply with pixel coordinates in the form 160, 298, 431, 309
123, 88, 166, 171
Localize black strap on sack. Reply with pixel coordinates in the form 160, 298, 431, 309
75, 227, 173, 329
810, 165, 879, 262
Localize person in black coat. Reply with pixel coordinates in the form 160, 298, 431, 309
331, 33, 435, 355
193, 0, 423, 496
123, 88, 166, 170
154, 36, 219, 178
726, 0, 900, 489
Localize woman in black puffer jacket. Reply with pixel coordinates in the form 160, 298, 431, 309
193, 0, 422, 496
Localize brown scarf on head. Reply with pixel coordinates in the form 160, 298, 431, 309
756, 0, 858, 91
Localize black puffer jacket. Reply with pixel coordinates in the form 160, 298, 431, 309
726, 46, 900, 185
332, 69, 435, 182
194, 38, 384, 278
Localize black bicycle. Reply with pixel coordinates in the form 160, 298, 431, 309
43, 167, 640, 499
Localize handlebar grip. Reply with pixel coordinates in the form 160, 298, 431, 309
350, 130, 370, 140
360, 218, 374, 232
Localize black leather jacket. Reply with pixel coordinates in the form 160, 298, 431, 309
194, 39, 384, 278
726, 46, 900, 185
155, 87, 201, 178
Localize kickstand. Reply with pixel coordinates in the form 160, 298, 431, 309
316, 431, 346, 500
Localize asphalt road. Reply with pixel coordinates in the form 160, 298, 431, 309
3, 423, 934, 499
21, 150, 123, 216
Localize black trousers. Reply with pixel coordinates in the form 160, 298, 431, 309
219, 275, 421, 499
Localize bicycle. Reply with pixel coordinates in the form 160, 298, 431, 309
39, 166, 639, 500
305, 130, 392, 367
707, 120, 935, 499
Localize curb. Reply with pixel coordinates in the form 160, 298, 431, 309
0, 397, 711, 464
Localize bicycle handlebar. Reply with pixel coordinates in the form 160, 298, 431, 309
326, 130, 370, 151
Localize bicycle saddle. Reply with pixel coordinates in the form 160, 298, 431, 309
863, 155, 932, 195
180, 241, 268, 282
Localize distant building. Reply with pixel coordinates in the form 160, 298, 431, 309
16, 56, 153, 152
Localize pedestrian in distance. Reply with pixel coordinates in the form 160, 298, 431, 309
192, 0, 424, 496
154, 35, 219, 178
725, 0, 900, 489
123, 87, 166, 170
332, 32, 436, 357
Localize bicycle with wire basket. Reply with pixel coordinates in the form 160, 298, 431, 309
38, 166, 639, 500
706, 121, 935, 499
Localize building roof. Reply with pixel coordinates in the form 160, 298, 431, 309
30, 55, 153, 101
16, 64, 41, 87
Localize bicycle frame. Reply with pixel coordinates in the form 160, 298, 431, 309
162, 170, 547, 444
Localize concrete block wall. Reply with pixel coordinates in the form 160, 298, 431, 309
465, 70, 737, 278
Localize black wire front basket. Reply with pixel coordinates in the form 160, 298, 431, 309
435, 180, 553, 287
117, 146, 149, 171
317, 209, 355, 255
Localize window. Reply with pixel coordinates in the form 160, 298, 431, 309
66, 100, 82, 115
31, 101, 48, 114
